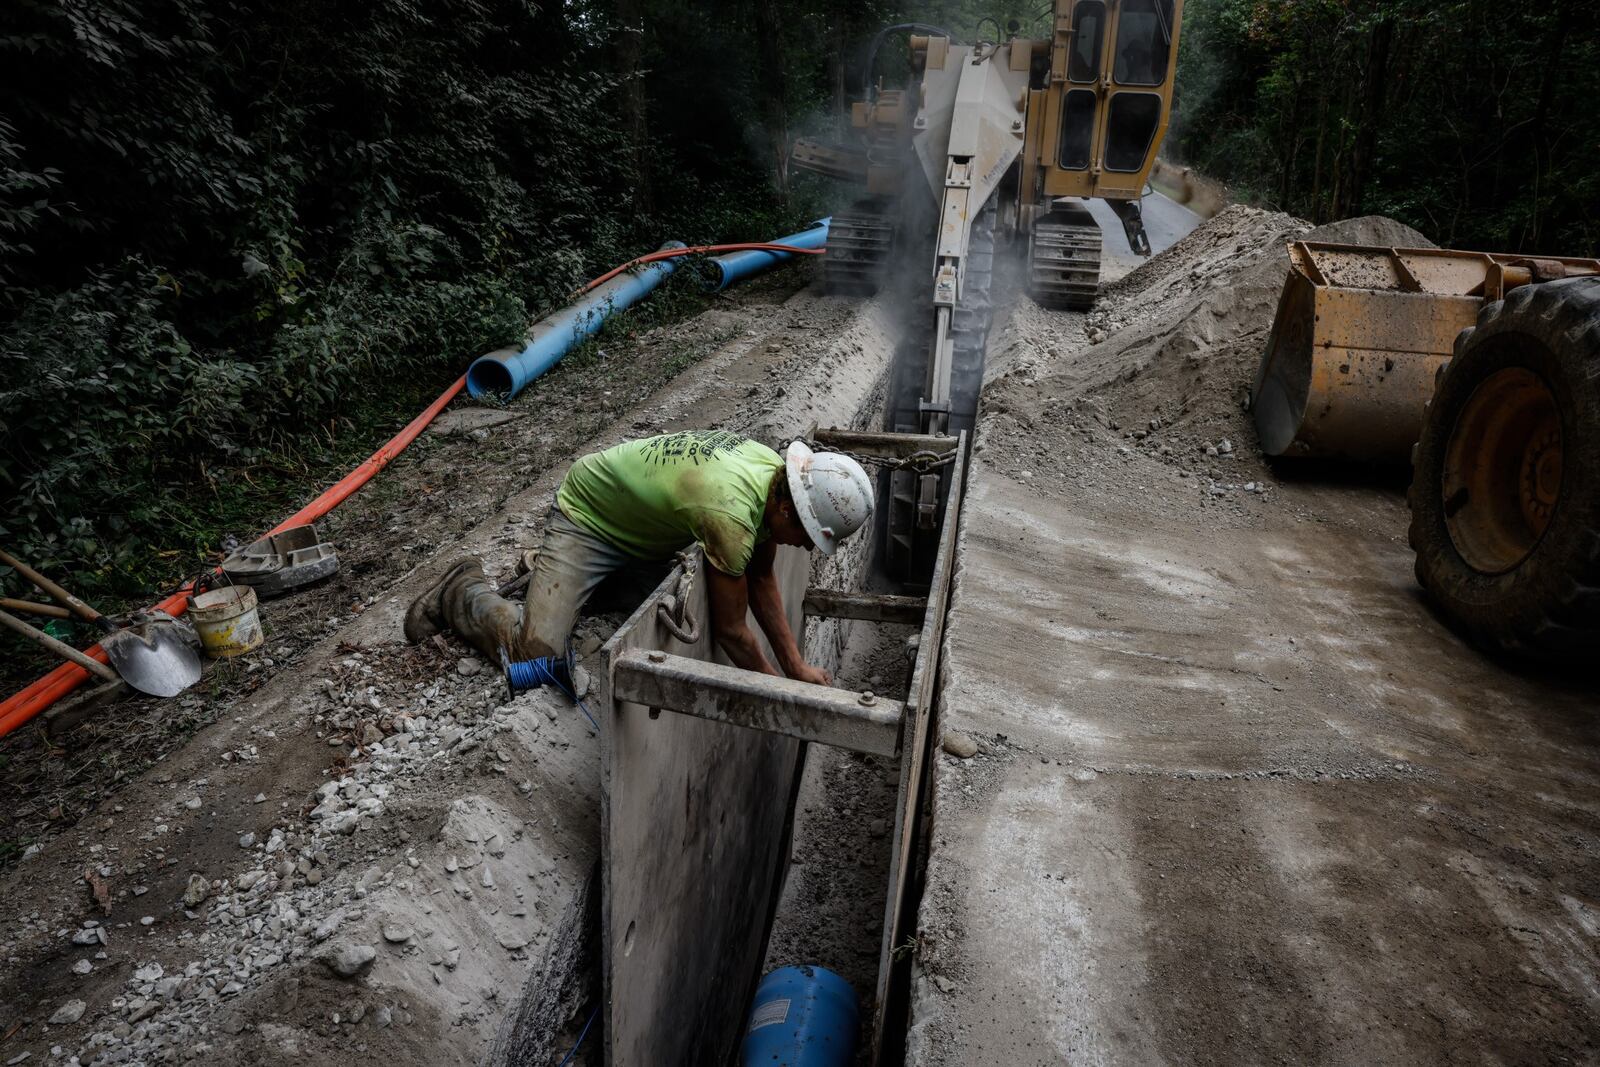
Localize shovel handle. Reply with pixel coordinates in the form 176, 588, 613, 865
0, 597, 72, 620
0, 547, 109, 628
0, 608, 120, 683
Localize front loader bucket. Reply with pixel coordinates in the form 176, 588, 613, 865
1252, 242, 1483, 463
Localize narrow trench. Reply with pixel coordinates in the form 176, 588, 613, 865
762, 620, 915, 1064
517, 619, 916, 1059
704, 234, 971, 1061
497, 288, 923, 1065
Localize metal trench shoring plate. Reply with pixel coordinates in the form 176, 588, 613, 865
597, 545, 811, 1067
598, 427, 963, 1066
870, 432, 966, 1066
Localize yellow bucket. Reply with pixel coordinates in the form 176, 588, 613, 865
189, 583, 263, 658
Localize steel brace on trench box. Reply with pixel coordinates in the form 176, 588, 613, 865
596, 428, 967, 1067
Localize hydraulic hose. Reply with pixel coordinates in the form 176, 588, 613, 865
860, 22, 960, 98
703, 222, 831, 291
585, 239, 825, 293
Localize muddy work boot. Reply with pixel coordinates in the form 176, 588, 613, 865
440, 565, 541, 663
403, 558, 480, 644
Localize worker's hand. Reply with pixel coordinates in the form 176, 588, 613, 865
789, 662, 832, 687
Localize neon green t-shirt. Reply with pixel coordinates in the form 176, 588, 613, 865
555, 431, 783, 576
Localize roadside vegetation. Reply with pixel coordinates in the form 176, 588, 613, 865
1172, 0, 1599, 254
0, 0, 862, 610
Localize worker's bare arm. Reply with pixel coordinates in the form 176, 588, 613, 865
706, 563, 780, 676
745, 540, 831, 686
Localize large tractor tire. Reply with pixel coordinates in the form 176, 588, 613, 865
1407, 277, 1600, 661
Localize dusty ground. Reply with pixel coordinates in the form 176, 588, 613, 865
0, 260, 903, 1067
906, 207, 1600, 1064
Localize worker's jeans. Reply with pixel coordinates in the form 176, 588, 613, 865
445, 506, 640, 662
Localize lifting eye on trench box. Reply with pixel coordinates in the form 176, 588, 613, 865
596, 427, 966, 1067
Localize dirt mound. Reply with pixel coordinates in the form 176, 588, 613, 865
980, 207, 1429, 526
1087, 208, 1430, 454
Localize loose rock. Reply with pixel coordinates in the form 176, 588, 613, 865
182, 874, 211, 907
320, 941, 378, 979
941, 732, 980, 759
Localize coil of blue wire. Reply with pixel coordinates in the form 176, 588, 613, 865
503, 645, 598, 731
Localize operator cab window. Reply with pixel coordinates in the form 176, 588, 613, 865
1113, 0, 1174, 86
1057, 89, 1097, 169
1104, 92, 1163, 171
1068, 1, 1105, 83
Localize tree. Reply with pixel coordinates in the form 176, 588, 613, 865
616, 0, 655, 216
1171, 0, 1600, 255
753, 0, 792, 201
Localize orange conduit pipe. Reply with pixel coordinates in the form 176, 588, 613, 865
0, 238, 825, 736
0, 375, 469, 737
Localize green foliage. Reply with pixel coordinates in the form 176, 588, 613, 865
0, 0, 817, 598
1172, 0, 1600, 254
0, 0, 1053, 611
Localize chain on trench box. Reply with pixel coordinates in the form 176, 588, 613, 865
656, 549, 700, 644
805, 439, 957, 530
801, 440, 958, 475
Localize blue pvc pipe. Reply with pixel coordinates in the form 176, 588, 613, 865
706, 218, 831, 291
740, 965, 858, 1067
466, 241, 688, 400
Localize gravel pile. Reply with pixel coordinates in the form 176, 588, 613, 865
19, 625, 610, 1067
979, 207, 1429, 526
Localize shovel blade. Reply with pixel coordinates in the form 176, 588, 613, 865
101, 621, 202, 698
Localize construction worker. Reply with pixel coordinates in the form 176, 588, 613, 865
404, 430, 874, 684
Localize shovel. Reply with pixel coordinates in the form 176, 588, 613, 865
0, 548, 202, 698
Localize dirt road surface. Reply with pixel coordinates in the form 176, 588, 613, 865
905, 208, 1600, 1064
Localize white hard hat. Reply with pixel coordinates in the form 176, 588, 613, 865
785, 441, 874, 556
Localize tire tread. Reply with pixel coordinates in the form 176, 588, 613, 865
1408, 277, 1600, 662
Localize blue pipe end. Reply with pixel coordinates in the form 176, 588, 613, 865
740, 964, 858, 1067
466, 242, 686, 401
466, 349, 518, 399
